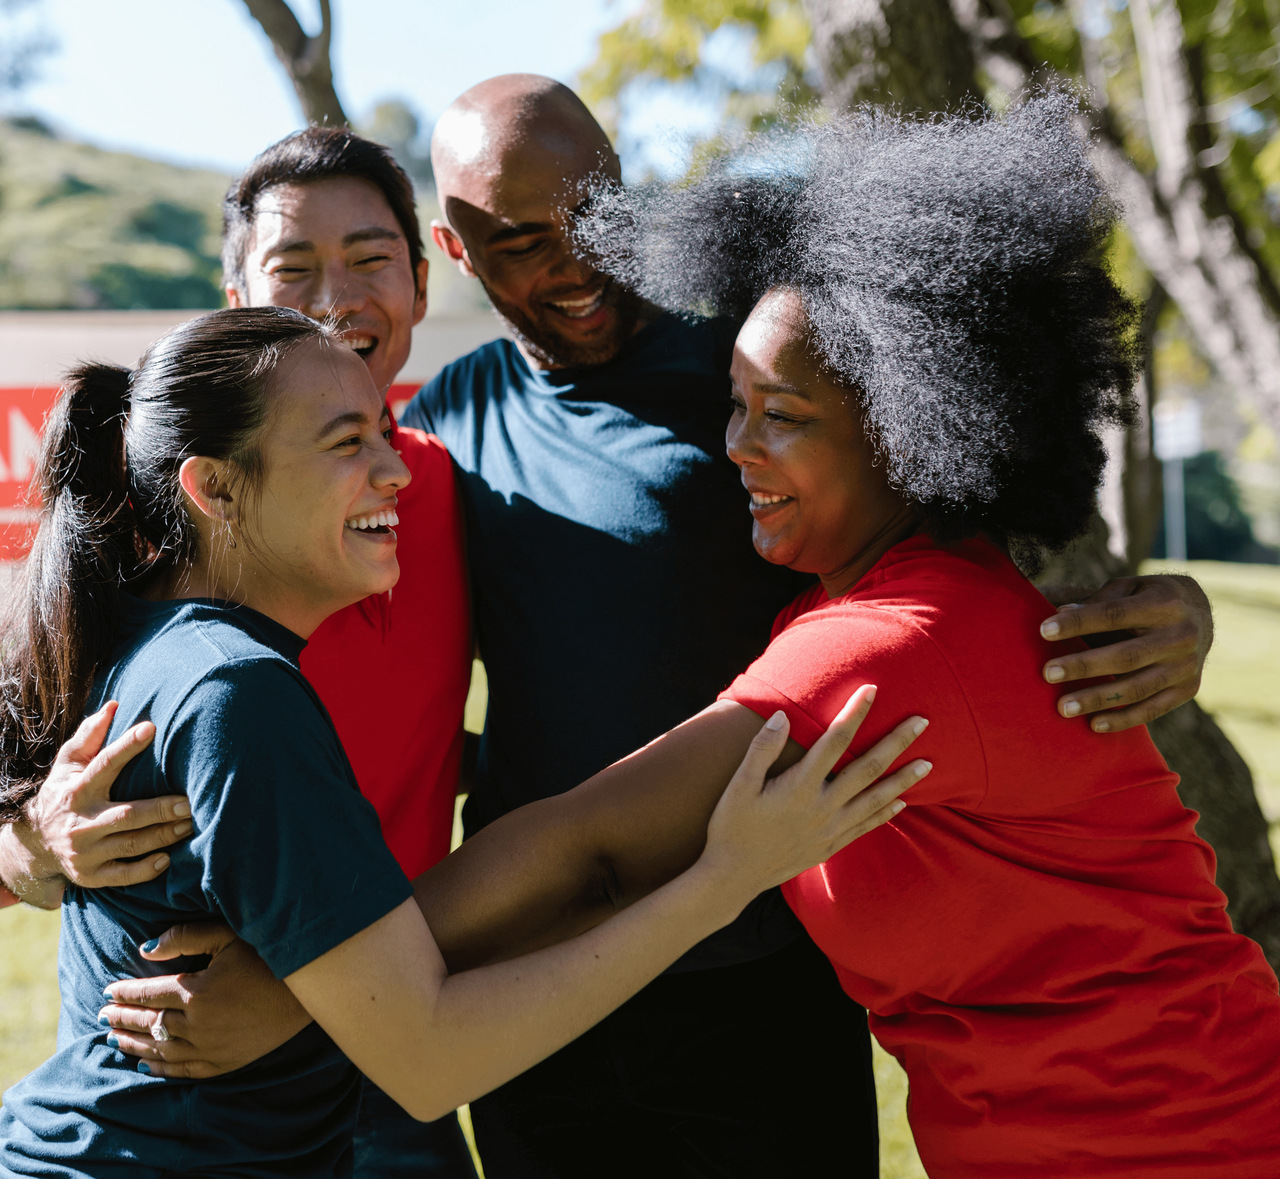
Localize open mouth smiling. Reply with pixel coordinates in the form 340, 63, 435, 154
344, 509, 399, 535
343, 333, 378, 360
546, 283, 608, 321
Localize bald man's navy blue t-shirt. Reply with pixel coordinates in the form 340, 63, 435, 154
401, 314, 813, 969
0, 597, 412, 1178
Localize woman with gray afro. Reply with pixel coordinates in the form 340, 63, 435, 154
570, 94, 1280, 1175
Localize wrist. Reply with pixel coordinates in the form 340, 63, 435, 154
0, 821, 65, 908
682, 856, 755, 932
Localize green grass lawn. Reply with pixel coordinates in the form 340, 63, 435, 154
4, 559, 1279, 1178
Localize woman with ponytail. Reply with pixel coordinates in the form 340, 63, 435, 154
0, 306, 916, 1177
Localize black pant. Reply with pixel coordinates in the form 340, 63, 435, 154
470, 935, 878, 1179
352, 1078, 478, 1178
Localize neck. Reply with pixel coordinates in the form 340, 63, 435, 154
818, 508, 922, 600
513, 312, 654, 373
146, 557, 327, 641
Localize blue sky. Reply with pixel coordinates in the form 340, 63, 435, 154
11, 0, 635, 173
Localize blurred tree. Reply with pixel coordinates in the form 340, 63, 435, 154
579, 0, 818, 156
361, 98, 433, 188
1154, 450, 1280, 563
584, 0, 1280, 968
238, 0, 347, 126
0, 0, 54, 100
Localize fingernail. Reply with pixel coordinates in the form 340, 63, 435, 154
911, 717, 928, 736
138, 1062, 151, 1075
102, 986, 114, 997
151, 856, 169, 871
1063, 700, 1082, 717
1058, 603, 1081, 611
864, 685, 877, 703
1092, 718, 1111, 732
891, 800, 906, 816
1040, 618, 1061, 638
106, 1034, 119, 1049
1044, 665, 1065, 683
98, 1012, 110, 1026
174, 821, 193, 837
764, 710, 787, 731
914, 760, 932, 777
140, 938, 159, 953
174, 801, 190, 818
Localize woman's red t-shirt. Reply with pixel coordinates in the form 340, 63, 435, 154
720, 534, 1280, 1178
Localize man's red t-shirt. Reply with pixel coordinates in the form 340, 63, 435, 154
721, 534, 1280, 1178
300, 425, 470, 880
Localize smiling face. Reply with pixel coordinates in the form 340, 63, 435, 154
228, 177, 429, 395
229, 340, 411, 635
431, 88, 644, 370
727, 288, 916, 597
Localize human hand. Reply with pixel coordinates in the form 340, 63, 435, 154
1039, 574, 1212, 733
25, 701, 189, 888
100, 922, 312, 1079
702, 686, 929, 898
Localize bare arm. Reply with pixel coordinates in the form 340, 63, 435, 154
1039, 573, 1212, 732
0, 702, 189, 907
103, 693, 927, 1079
287, 693, 923, 1120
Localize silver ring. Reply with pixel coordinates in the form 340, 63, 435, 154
151, 1011, 172, 1043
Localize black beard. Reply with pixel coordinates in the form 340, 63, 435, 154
478, 276, 646, 370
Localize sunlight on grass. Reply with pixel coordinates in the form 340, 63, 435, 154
0, 904, 60, 1099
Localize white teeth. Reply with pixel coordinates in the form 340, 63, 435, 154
345, 510, 400, 532
751, 493, 790, 506
549, 290, 605, 318
345, 335, 375, 351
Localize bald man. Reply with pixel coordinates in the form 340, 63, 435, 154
401, 73, 879, 1179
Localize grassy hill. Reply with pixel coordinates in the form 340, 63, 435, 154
0, 117, 229, 310
0, 117, 487, 314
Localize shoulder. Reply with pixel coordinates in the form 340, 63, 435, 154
405, 339, 517, 419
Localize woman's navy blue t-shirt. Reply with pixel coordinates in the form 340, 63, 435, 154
0, 597, 412, 1178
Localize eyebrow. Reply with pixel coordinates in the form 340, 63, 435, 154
314, 407, 389, 443
486, 220, 552, 246
754, 380, 816, 400
271, 227, 403, 255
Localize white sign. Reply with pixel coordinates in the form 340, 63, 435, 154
1153, 401, 1202, 462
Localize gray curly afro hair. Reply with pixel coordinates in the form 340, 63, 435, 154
573, 93, 1138, 553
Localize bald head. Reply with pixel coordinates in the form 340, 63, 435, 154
428, 75, 644, 371
432, 74, 619, 216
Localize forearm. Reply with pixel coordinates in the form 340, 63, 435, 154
416, 703, 775, 970
302, 862, 749, 1123
0, 819, 65, 909
421, 861, 742, 1114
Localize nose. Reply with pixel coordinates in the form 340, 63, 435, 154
305, 260, 367, 322
547, 236, 595, 286
372, 432, 412, 492
725, 410, 764, 468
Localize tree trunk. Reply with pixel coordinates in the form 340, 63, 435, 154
239, 0, 347, 127
804, 0, 983, 113
801, 0, 1280, 972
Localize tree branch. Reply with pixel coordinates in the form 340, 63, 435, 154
239, 0, 347, 127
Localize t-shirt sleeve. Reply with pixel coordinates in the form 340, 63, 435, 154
719, 603, 989, 810
164, 660, 414, 978
397, 378, 439, 434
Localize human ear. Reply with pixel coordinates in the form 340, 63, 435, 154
178, 456, 238, 524
430, 221, 476, 278
225, 286, 245, 309
412, 258, 430, 325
